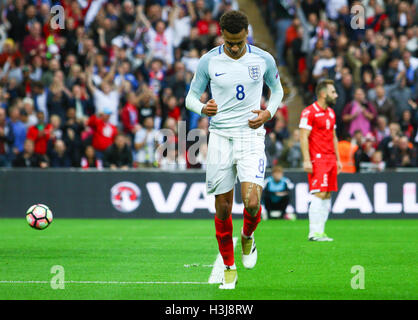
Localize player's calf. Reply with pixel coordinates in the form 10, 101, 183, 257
215, 215, 235, 267
241, 206, 261, 269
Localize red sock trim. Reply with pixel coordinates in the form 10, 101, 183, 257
243, 206, 261, 237
215, 215, 234, 266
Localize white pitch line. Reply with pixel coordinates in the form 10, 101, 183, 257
208, 237, 238, 284
0, 238, 240, 286
0, 280, 210, 285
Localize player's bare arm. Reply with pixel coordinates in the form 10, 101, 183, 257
333, 130, 342, 174
300, 128, 312, 173
249, 78, 284, 129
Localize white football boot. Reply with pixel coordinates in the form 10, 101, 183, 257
219, 265, 238, 290
241, 229, 257, 269
309, 232, 334, 242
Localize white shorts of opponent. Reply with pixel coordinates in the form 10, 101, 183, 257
206, 128, 267, 195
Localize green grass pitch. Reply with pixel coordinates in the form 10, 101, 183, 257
0, 218, 417, 300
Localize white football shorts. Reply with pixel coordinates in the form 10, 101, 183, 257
206, 128, 267, 195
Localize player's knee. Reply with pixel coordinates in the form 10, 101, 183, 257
245, 198, 260, 215
315, 192, 327, 200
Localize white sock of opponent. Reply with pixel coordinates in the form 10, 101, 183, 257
308, 196, 323, 238
319, 198, 331, 234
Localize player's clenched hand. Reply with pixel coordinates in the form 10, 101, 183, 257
202, 99, 218, 116
248, 110, 271, 129
303, 161, 313, 173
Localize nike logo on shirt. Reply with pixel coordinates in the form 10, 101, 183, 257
215, 72, 226, 77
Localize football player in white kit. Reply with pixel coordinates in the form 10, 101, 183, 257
185, 10, 284, 289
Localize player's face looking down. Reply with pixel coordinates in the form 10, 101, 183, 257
222, 29, 248, 59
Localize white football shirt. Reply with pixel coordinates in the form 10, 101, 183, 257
189, 44, 281, 133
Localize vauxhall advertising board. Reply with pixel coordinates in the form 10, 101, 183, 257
0, 169, 417, 219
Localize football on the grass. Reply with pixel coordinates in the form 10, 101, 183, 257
26, 204, 53, 230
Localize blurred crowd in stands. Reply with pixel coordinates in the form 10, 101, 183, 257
0, 0, 417, 172
0, 0, 247, 169
260, 0, 418, 171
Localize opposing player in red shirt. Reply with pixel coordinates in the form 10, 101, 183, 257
299, 79, 342, 241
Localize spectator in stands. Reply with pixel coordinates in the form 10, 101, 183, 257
47, 82, 71, 123
370, 150, 386, 172
22, 21, 45, 58
26, 111, 51, 155
387, 135, 417, 168
0, 107, 14, 167
181, 48, 200, 74
265, 131, 279, 168
49, 115, 63, 142
86, 109, 118, 157
5, 0, 27, 43
62, 108, 84, 167
32, 81, 49, 120
134, 116, 159, 168
22, 97, 38, 129
41, 59, 60, 88
147, 58, 166, 96
371, 85, 397, 123
389, 71, 414, 120
352, 129, 364, 148
49, 139, 71, 168
399, 50, 418, 88
69, 84, 94, 120
284, 128, 302, 168
274, 0, 296, 66
7, 106, 25, 158
367, 74, 384, 101
196, 8, 220, 37
378, 122, 401, 160
356, 134, 377, 172
170, 1, 196, 48
87, 63, 122, 127
400, 109, 417, 141
312, 47, 336, 81
374, 115, 390, 145
165, 95, 181, 121
81, 145, 103, 170
180, 27, 204, 55
342, 87, 377, 137
121, 91, 140, 139
2, 0, 412, 172
266, 115, 289, 166
104, 133, 132, 169
138, 6, 174, 67
13, 139, 48, 168
334, 72, 354, 136
137, 86, 158, 124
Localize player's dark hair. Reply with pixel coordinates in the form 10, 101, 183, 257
315, 79, 334, 96
219, 10, 249, 34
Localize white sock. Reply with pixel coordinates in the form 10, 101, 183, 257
308, 196, 322, 238
319, 199, 331, 234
